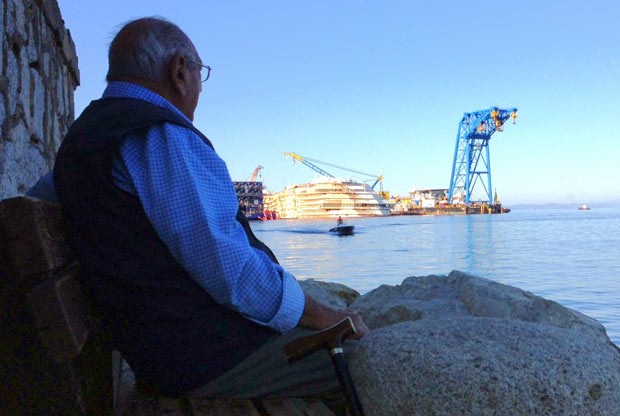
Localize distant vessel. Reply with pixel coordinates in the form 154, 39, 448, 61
578, 204, 591, 211
263, 177, 393, 219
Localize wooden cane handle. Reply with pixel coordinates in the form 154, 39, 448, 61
284, 317, 356, 364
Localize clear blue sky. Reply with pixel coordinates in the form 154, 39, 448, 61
57, 1, 620, 205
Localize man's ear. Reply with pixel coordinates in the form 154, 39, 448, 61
168, 55, 190, 96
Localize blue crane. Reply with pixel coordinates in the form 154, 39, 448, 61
448, 107, 518, 206
283, 152, 384, 190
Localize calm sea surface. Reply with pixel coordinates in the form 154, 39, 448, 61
251, 207, 620, 345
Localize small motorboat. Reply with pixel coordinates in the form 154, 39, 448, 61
329, 225, 355, 236
578, 204, 591, 211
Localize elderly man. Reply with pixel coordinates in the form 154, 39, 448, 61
52, 17, 367, 399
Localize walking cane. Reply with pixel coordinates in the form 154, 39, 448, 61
284, 317, 365, 416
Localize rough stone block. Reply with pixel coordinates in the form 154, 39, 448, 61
26, 265, 89, 362
0, 196, 74, 280
260, 398, 335, 416
0, 195, 112, 415
189, 398, 261, 416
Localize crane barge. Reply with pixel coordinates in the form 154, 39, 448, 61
398, 107, 517, 216
447, 107, 517, 214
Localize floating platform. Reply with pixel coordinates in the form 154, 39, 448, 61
393, 204, 510, 216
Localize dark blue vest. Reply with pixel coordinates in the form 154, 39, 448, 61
54, 97, 277, 395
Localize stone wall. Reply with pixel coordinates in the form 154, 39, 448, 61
0, 0, 78, 199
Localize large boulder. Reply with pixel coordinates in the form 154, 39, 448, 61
299, 278, 360, 309
349, 318, 620, 415
342, 271, 620, 415
350, 270, 609, 342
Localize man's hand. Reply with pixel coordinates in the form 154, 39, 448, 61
298, 292, 369, 339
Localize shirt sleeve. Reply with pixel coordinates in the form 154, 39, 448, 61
115, 123, 305, 333
26, 170, 59, 203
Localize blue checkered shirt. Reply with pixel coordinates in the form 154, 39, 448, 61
103, 82, 304, 333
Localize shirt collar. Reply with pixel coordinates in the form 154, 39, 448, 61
103, 81, 192, 124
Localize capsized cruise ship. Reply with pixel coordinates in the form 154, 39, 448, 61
263, 176, 393, 219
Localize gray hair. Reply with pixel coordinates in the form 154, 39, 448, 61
106, 17, 198, 83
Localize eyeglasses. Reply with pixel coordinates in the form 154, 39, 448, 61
189, 61, 212, 83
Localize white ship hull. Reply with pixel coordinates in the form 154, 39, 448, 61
264, 177, 393, 219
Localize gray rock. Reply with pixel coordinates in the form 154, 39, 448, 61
299, 278, 360, 309
350, 318, 620, 416
343, 271, 620, 415
351, 270, 608, 343
350, 273, 469, 329
447, 270, 606, 336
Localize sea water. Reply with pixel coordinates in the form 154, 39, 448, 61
251, 206, 620, 345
